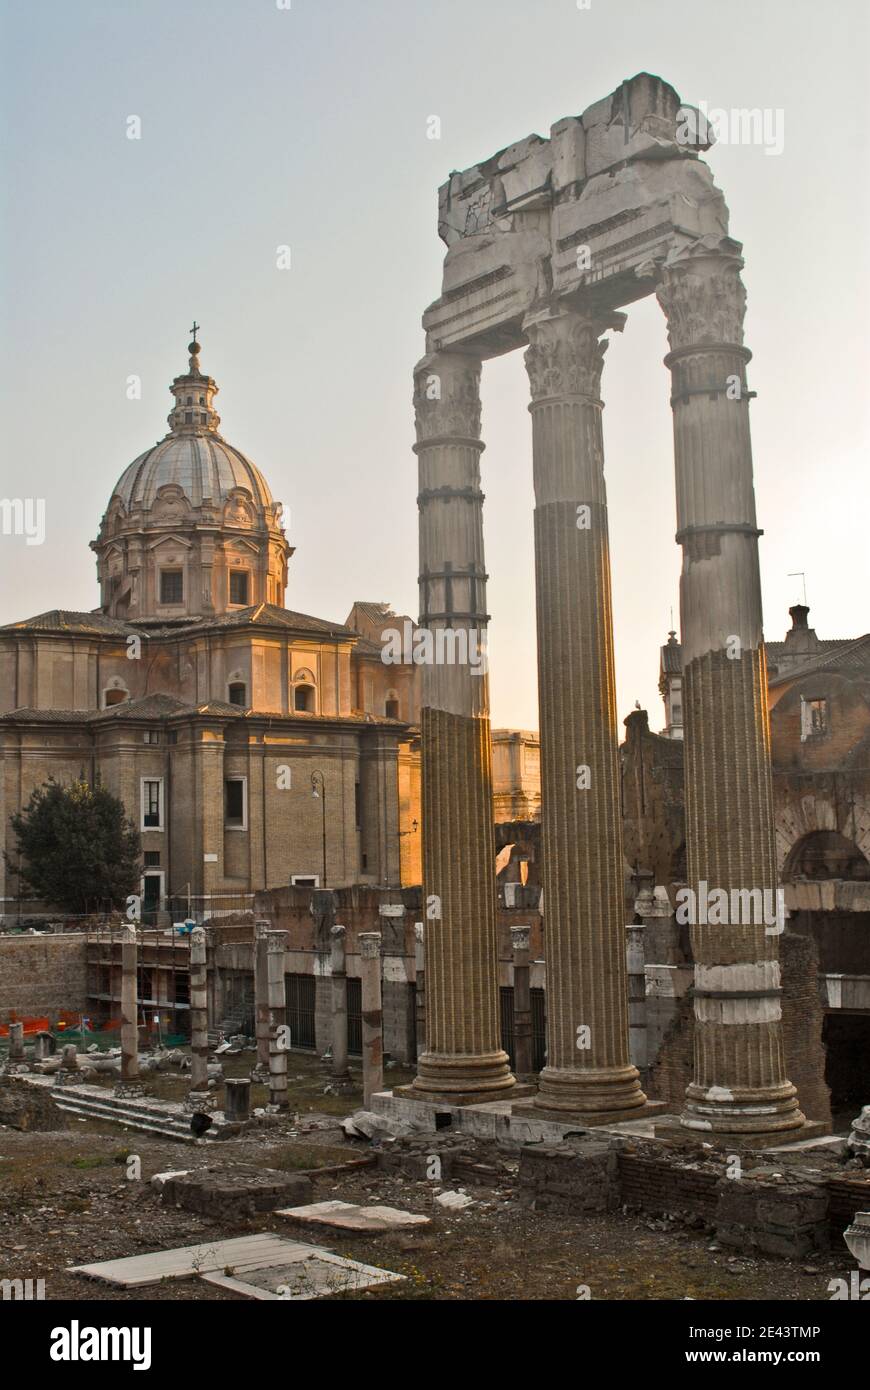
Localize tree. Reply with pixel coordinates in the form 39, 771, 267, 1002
8, 777, 141, 914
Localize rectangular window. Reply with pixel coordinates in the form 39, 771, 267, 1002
225, 776, 247, 829
160, 570, 183, 604
354, 781, 361, 830
801, 696, 829, 740
229, 571, 250, 605
143, 730, 160, 745
141, 778, 163, 830
291, 875, 318, 887
143, 850, 161, 867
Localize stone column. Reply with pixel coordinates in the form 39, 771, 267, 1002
330, 925, 350, 1083
521, 307, 646, 1121
188, 926, 209, 1099
118, 924, 139, 1090
359, 932, 383, 1108
625, 925, 647, 1074
253, 919, 270, 1079
404, 351, 516, 1104
413, 922, 426, 1053
657, 239, 804, 1137
267, 929, 289, 1109
511, 926, 533, 1082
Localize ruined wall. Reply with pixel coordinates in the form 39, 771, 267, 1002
0, 933, 88, 1024
779, 931, 832, 1127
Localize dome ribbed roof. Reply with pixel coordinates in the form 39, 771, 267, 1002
113, 435, 273, 512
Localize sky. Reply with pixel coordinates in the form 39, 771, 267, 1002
1, 0, 868, 730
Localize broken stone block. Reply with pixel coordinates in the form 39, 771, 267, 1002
157, 1165, 313, 1218
341, 1109, 417, 1141
434, 1189, 474, 1210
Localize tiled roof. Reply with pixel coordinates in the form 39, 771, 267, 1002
768, 634, 870, 686
144, 604, 356, 640
1, 708, 94, 723
0, 610, 136, 635
90, 694, 191, 721
1, 604, 358, 642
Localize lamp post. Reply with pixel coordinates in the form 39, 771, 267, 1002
311, 770, 327, 886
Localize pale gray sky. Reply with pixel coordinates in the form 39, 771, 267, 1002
2, 0, 867, 729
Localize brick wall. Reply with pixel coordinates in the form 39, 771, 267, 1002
0, 933, 88, 1024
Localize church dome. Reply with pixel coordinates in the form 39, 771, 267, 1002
113, 435, 274, 513
92, 329, 292, 622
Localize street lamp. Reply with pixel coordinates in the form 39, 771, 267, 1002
310, 770, 327, 887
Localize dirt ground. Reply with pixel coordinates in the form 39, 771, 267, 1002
0, 1051, 860, 1302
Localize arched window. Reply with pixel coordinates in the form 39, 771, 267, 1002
295, 684, 315, 712
385, 697, 400, 720
228, 682, 247, 708
104, 688, 128, 707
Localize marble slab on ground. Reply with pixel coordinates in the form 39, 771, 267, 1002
68, 1233, 310, 1286
202, 1252, 405, 1300
276, 1199, 430, 1233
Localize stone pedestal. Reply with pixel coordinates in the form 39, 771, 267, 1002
224, 1077, 252, 1123
359, 932, 383, 1109
8, 1022, 24, 1062
511, 926, 533, 1081
404, 351, 515, 1105
657, 241, 804, 1138
519, 308, 646, 1123
329, 925, 350, 1083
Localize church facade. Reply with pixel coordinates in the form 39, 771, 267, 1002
0, 335, 422, 919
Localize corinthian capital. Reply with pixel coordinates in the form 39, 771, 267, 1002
523, 309, 608, 403
413, 352, 482, 443
656, 240, 747, 352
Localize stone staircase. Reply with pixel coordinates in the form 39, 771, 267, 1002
23, 1076, 207, 1142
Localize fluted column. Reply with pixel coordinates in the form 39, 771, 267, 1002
404, 351, 516, 1103
656, 239, 804, 1136
522, 307, 646, 1120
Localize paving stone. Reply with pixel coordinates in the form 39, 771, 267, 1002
276, 1199, 430, 1233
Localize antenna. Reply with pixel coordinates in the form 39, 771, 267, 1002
787, 572, 808, 605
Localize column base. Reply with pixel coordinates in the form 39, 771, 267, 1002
397, 1049, 521, 1107
527, 1063, 649, 1120
681, 1082, 807, 1138
655, 1115, 829, 1149
513, 1096, 669, 1127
